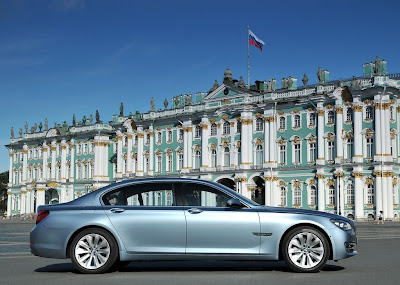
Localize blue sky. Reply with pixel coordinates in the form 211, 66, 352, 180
1, 0, 399, 172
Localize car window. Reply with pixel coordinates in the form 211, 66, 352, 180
102, 183, 175, 206
177, 182, 232, 207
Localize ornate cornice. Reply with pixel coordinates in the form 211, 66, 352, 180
316, 174, 325, 179
352, 172, 364, 178
316, 110, 324, 116
353, 105, 362, 112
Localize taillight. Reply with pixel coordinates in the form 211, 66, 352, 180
36, 210, 50, 224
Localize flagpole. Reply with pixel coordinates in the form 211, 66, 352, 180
247, 26, 250, 88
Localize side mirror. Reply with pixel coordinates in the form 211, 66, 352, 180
227, 198, 244, 209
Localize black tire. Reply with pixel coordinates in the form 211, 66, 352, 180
282, 227, 330, 273
70, 228, 119, 274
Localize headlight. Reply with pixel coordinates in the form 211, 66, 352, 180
330, 219, 352, 231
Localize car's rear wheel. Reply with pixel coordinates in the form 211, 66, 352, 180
70, 228, 118, 274
282, 227, 330, 273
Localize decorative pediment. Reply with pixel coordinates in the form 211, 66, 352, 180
202, 84, 241, 101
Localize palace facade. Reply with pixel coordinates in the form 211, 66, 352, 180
5, 57, 400, 220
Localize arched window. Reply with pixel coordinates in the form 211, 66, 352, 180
279, 144, 286, 164
236, 121, 241, 133
179, 129, 184, 141
280, 187, 287, 206
366, 137, 374, 158
256, 118, 263, 131
195, 126, 201, 138
256, 144, 263, 166
211, 149, 217, 167
238, 147, 242, 165
346, 183, 354, 204
168, 131, 173, 142
367, 184, 374, 204
194, 150, 201, 169
310, 186, 316, 206
223, 121, 230, 135
177, 153, 183, 171
156, 192, 162, 206
346, 137, 353, 159
328, 185, 335, 205
309, 142, 316, 162
210, 123, 217, 136
309, 113, 316, 127
294, 115, 300, 128
346, 108, 353, 122
294, 140, 301, 164
146, 134, 150, 144
327, 140, 335, 160
280, 117, 286, 129
293, 186, 301, 206
157, 132, 162, 144
390, 106, 395, 121
134, 135, 138, 145
167, 153, 172, 172
366, 106, 373, 119
156, 155, 162, 173
327, 111, 335, 124
224, 147, 230, 167
166, 191, 173, 206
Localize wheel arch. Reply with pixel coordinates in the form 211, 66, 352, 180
66, 225, 122, 259
278, 223, 334, 261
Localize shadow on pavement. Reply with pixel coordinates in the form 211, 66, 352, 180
34, 261, 344, 274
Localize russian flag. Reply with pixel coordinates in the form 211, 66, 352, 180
249, 29, 265, 51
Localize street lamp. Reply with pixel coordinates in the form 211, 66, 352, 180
334, 170, 344, 216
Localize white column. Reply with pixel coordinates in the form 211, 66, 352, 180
60, 140, 67, 182
353, 105, 362, 162
51, 140, 56, 181
7, 191, 12, 217
317, 108, 325, 165
149, 128, 154, 175
383, 103, 391, 161
335, 106, 343, 163
354, 171, 364, 219
8, 152, 13, 183
69, 140, 75, 180
201, 118, 209, 168
136, 128, 144, 176
241, 111, 253, 168
187, 127, 193, 168
42, 143, 48, 181
36, 188, 45, 211
264, 175, 271, 206
183, 127, 188, 170
271, 176, 278, 206
22, 145, 28, 183
26, 189, 31, 213
68, 185, 74, 202
116, 132, 123, 179
60, 185, 67, 203
317, 174, 325, 211
127, 133, 133, 174
30, 189, 35, 213
335, 171, 345, 216
374, 102, 382, 161
382, 172, 388, 219
387, 172, 394, 219
375, 170, 383, 217
264, 117, 270, 165
20, 188, 26, 215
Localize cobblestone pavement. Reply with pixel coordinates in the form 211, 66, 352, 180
0, 220, 399, 285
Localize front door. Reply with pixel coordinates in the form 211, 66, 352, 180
177, 182, 260, 255
103, 182, 186, 254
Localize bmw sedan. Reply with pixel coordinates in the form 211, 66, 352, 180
30, 178, 357, 273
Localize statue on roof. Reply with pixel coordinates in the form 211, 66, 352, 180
89, 114, 93, 124
351, 76, 358, 88
38, 122, 43, 132
44, 118, 48, 131
24, 122, 28, 134
72, 114, 76, 127
32, 123, 37, 133
185, 94, 192, 106
62, 121, 69, 132
19, 128, 22, 137
317, 67, 323, 84
282, 78, 288, 89
209, 80, 219, 93
10, 127, 14, 138
374, 55, 381, 75
164, 98, 168, 110
82, 115, 87, 125
302, 74, 308, 87
120, 102, 124, 117
96, 110, 100, 123
287, 76, 293, 89
174, 96, 180, 108
238, 76, 245, 88
151, 97, 155, 111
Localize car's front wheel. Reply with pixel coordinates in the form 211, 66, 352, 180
70, 228, 118, 274
282, 227, 330, 273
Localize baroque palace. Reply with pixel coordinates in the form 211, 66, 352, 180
5, 56, 400, 220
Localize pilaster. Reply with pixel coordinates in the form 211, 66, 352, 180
316, 106, 325, 165
263, 115, 270, 166
201, 117, 209, 168
51, 140, 56, 181
126, 132, 133, 174
22, 144, 28, 183
7, 190, 12, 217
240, 111, 253, 169
148, 127, 154, 175
136, 126, 144, 176
353, 104, 363, 163
36, 187, 46, 212
60, 140, 67, 183
116, 131, 123, 179
316, 172, 325, 211
335, 105, 343, 163
353, 169, 364, 219
42, 142, 48, 181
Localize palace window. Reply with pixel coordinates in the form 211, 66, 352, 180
391, 137, 395, 157
178, 153, 183, 171
134, 135, 138, 146
279, 117, 286, 130
346, 108, 353, 122
236, 121, 241, 133
156, 155, 162, 173
194, 150, 201, 169
345, 138, 353, 159
309, 142, 316, 163
156, 192, 162, 206
293, 186, 301, 206
84, 164, 88, 179
255, 145, 263, 166
293, 115, 300, 128
280, 186, 287, 206
279, 144, 286, 165
179, 129, 184, 141
328, 185, 335, 205
210, 123, 217, 136
309, 113, 316, 127
310, 185, 316, 206
166, 191, 173, 206
195, 126, 201, 138
238, 147, 242, 165
367, 184, 374, 204
145, 157, 149, 173
327, 111, 334, 124
223, 147, 230, 167
390, 106, 395, 121
327, 141, 335, 161
157, 132, 162, 144
366, 137, 374, 158
76, 165, 81, 180
255, 118, 263, 131
167, 153, 172, 172
168, 130, 173, 142
294, 141, 301, 164
146, 134, 150, 144
365, 106, 373, 120
76, 143, 81, 154
223, 121, 230, 135
211, 149, 217, 168
346, 183, 354, 205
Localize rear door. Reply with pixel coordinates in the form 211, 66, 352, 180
103, 182, 186, 254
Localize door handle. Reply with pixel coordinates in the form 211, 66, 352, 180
188, 208, 203, 214
110, 208, 125, 213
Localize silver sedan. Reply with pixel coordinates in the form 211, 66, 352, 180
30, 178, 357, 273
